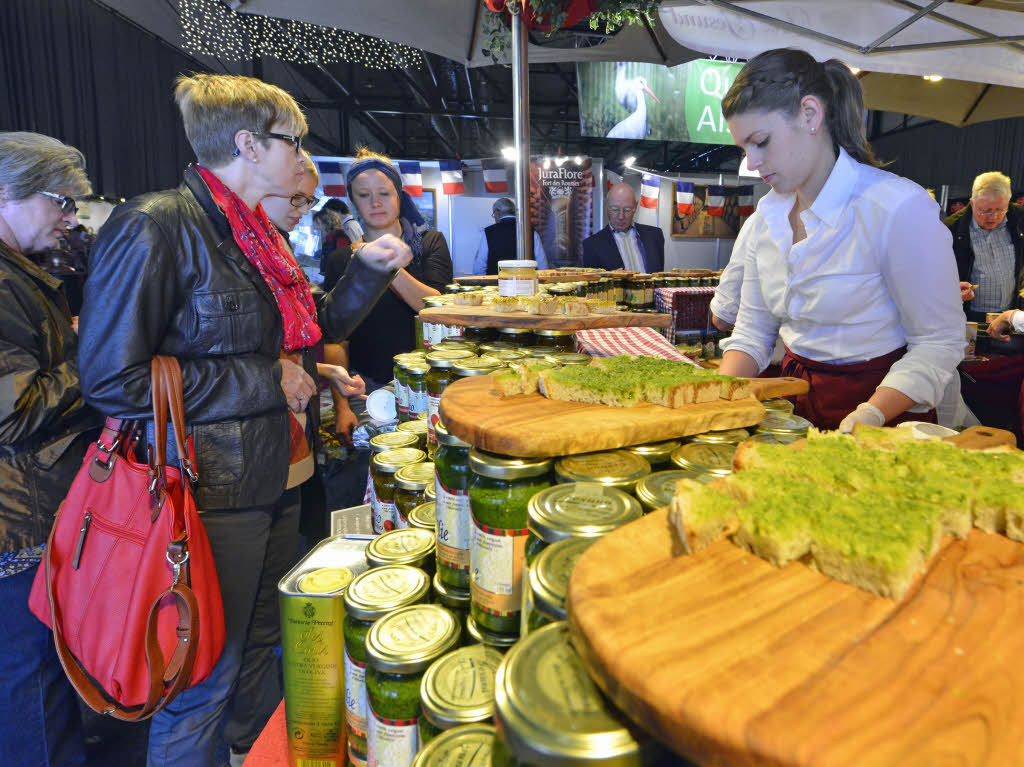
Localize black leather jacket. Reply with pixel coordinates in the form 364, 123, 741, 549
79, 166, 395, 510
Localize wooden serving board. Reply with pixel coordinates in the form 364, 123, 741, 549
439, 375, 808, 458
420, 304, 671, 330
568, 426, 1024, 767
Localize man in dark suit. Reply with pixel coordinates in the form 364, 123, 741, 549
582, 182, 665, 272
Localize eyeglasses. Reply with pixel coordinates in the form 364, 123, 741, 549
290, 193, 319, 209
608, 206, 635, 215
975, 206, 1008, 218
251, 131, 303, 155
38, 191, 77, 215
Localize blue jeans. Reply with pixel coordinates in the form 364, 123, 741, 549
146, 489, 300, 767
0, 566, 86, 767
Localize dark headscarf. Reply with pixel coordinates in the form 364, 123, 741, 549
346, 157, 428, 268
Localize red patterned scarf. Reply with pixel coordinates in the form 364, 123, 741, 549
197, 166, 322, 352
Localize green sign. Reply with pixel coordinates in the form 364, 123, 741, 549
684, 59, 743, 145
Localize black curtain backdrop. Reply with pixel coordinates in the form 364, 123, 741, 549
0, 0, 210, 198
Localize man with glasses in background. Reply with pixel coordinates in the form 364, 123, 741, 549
582, 182, 664, 272
946, 171, 1024, 322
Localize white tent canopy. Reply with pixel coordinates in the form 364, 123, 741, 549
659, 0, 1024, 88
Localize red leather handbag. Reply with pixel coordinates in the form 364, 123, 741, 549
29, 356, 225, 720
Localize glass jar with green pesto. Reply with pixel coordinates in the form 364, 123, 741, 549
464, 614, 518, 654
553, 450, 651, 495
396, 418, 429, 452
468, 450, 552, 637
523, 538, 594, 635
684, 427, 751, 446
623, 439, 683, 470
426, 350, 476, 446
495, 327, 535, 347
493, 622, 648, 766
542, 352, 592, 367
368, 437, 421, 534
371, 448, 426, 534
756, 411, 812, 439
394, 462, 436, 528
418, 644, 503, 745
343, 565, 432, 762
432, 573, 470, 640
635, 469, 716, 513
524, 482, 641, 568
670, 443, 735, 477
404, 363, 431, 422
433, 420, 473, 590
420, 296, 447, 351
409, 501, 435, 532
366, 528, 436, 575
453, 357, 502, 382
365, 604, 462, 767
394, 353, 422, 421
461, 325, 495, 343
410, 723, 496, 767
532, 329, 575, 351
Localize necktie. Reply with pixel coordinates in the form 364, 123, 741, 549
616, 230, 644, 271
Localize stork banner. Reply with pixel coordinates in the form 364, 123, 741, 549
528, 157, 594, 268
577, 59, 743, 144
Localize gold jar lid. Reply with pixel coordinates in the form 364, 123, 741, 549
530, 538, 594, 623
372, 447, 426, 474
426, 350, 477, 369
409, 501, 436, 531
554, 450, 651, 489
403, 361, 430, 377
497, 327, 533, 338
527, 483, 641, 545
635, 469, 715, 511
478, 341, 519, 354
670, 443, 735, 476
420, 644, 503, 729
422, 296, 447, 308
465, 615, 518, 651
543, 352, 592, 366
365, 604, 461, 674
494, 622, 642, 763
410, 723, 496, 767
366, 528, 436, 568
343, 564, 431, 621
520, 345, 559, 358
297, 566, 355, 595
623, 439, 683, 465
761, 397, 795, 413
685, 427, 751, 445
433, 573, 470, 609
418, 410, 430, 421
395, 351, 426, 366
394, 461, 436, 492
397, 419, 429, 438
757, 412, 812, 435
434, 339, 479, 354
479, 349, 526, 363
453, 358, 502, 377
468, 449, 552, 481
425, 483, 436, 501
746, 431, 802, 445
435, 420, 471, 448
533, 329, 575, 337
369, 432, 419, 454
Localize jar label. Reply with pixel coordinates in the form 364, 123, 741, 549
470, 516, 528, 617
394, 506, 409, 529
408, 387, 428, 418
435, 477, 470, 570
422, 322, 436, 350
395, 380, 409, 414
498, 276, 537, 297
368, 707, 417, 767
365, 466, 378, 517
427, 394, 442, 443
344, 646, 368, 738
374, 500, 396, 534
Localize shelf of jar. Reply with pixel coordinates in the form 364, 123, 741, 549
418, 305, 671, 330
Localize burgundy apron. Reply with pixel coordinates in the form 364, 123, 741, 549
780, 346, 937, 431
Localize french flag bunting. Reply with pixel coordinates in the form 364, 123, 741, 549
605, 169, 622, 193
481, 158, 509, 193
737, 185, 754, 216
439, 160, 465, 195
399, 161, 423, 197
676, 181, 694, 215
317, 160, 346, 197
706, 185, 725, 216
639, 174, 660, 209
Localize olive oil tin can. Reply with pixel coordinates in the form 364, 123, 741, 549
279, 534, 372, 767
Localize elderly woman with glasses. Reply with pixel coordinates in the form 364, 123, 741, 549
78, 74, 412, 767
0, 131, 98, 767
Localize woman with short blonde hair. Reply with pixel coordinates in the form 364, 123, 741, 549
79, 74, 412, 766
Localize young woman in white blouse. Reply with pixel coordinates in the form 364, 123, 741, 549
717, 48, 964, 432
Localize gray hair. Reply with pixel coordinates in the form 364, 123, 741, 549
0, 132, 92, 201
493, 197, 516, 218
972, 171, 1012, 200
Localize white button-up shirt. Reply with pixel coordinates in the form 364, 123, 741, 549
720, 148, 964, 409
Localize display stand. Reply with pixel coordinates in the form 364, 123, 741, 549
419, 304, 671, 330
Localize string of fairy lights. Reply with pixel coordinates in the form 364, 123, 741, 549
177, 0, 423, 69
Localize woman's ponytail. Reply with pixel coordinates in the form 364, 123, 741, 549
821, 59, 882, 168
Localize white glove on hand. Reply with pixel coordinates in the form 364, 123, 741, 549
838, 402, 886, 434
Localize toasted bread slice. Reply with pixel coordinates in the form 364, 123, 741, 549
669, 479, 740, 554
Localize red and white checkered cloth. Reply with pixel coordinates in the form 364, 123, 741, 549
575, 326, 699, 365
655, 286, 716, 344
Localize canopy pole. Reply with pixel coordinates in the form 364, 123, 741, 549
511, 7, 533, 261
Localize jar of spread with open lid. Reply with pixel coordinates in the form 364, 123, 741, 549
497, 260, 537, 297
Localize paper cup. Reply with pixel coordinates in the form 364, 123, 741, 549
365, 389, 397, 423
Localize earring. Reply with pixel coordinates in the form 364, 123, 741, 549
232, 147, 240, 158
